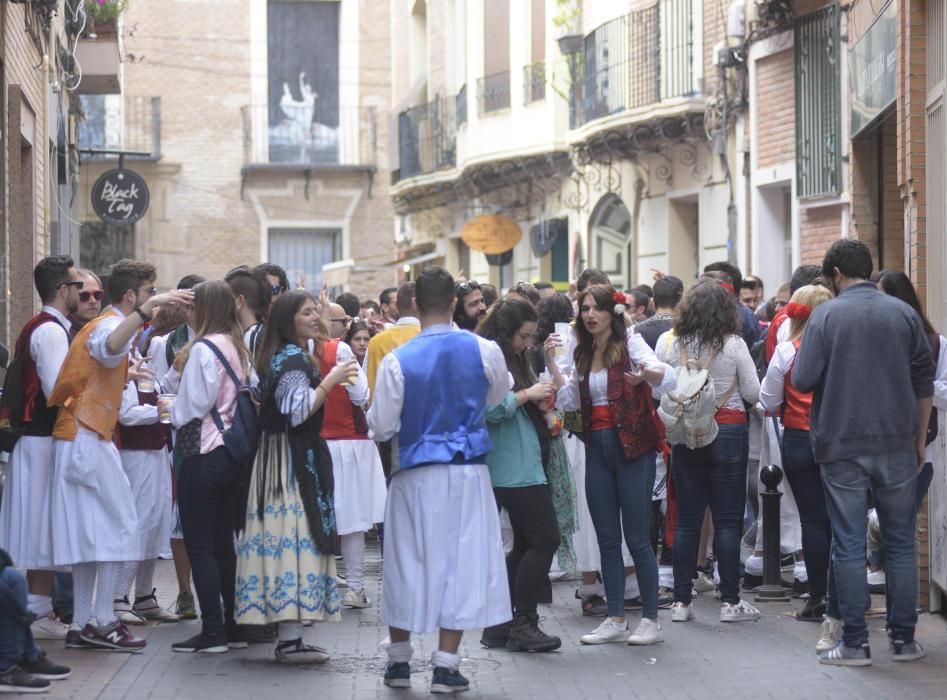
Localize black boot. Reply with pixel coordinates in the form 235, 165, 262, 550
506, 612, 561, 652
797, 595, 826, 622
480, 620, 512, 648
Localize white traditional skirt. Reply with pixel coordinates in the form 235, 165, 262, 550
49, 428, 141, 565
0, 435, 57, 569
326, 439, 387, 536
119, 448, 173, 561
235, 436, 341, 625
565, 432, 632, 573
382, 463, 511, 634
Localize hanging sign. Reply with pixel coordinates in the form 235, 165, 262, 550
461, 214, 522, 255
91, 168, 150, 226
849, 1, 897, 137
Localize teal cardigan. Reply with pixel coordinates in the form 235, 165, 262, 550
485, 390, 547, 488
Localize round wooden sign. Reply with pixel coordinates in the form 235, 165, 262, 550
91, 168, 150, 226
461, 214, 522, 255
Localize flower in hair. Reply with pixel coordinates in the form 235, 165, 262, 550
612, 291, 628, 315
785, 302, 812, 321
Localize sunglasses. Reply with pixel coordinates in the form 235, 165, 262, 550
79, 290, 104, 302
457, 281, 480, 293
271, 284, 286, 295
331, 316, 353, 325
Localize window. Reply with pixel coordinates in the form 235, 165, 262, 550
479, 0, 510, 113
524, 0, 546, 103
794, 5, 842, 198
268, 228, 341, 290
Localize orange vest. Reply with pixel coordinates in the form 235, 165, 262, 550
49, 312, 129, 441
782, 339, 812, 432
318, 339, 367, 440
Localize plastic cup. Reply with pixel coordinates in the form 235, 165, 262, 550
554, 323, 571, 357
137, 376, 155, 393
157, 394, 175, 424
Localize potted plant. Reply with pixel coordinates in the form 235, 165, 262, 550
83, 0, 128, 39
554, 0, 583, 54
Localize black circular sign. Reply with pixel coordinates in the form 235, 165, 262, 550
91, 168, 150, 226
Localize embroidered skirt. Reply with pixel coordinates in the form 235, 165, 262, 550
235, 434, 341, 624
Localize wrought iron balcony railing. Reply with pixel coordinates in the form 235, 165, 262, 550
396, 96, 457, 181
241, 104, 377, 168
478, 71, 512, 115
524, 62, 546, 104
78, 95, 161, 158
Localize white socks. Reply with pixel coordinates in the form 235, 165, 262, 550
114, 560, 138, 602
72, 562, 96, 628
27, 594, 53, 617
745, 555, 764, 577
387, 640, 414, 664
135, 559, 157, 599
577, 581, 605, 599
94, 562, 125, 626
340, 532, 366, 593
278, 621, 303, 642
794, 561, 808, 583
431, 650, 460, 672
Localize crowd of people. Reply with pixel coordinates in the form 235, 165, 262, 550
0, 238, 942, 694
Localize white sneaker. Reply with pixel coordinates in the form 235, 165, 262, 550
627, 618, 665, 645
579, 618, 629, 645
693, 571, 715, 593
134, 590, 181, 622
341, 589, 371, 609
670, 602, 693, 622
816, 616, 842, 653
720, 600, 761, 623
114, 598, 146, 626
31, 613, 69, 640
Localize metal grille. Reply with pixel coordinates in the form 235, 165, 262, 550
794, 5, 842, 198
268, 228, 340, 291
661, 0, 695, 99
456, 84, 467, 127
929, 0, 945, 92
524, 62, 546, 103
478, 71, 512, 114
397, 97, 457, 180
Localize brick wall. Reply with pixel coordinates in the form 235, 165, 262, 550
756, 49, 795, 169
799, 205, 843, 265
702, 0, 726, 95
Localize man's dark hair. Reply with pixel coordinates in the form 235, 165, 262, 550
360, 300, 381, 314
225, 267, 268, 321
789, 264, 823, 294
534, 281, 554, 292
34, 255, 75, 303
416, 267, 456, 315
335, 292, 360, 318
628, 289, 650, 310
653, 276, 684, 309
177, 274, 206, 290
253, 262, 290, 291
481, 283, 498, 307
107, 259, 157, 301
822, 239, 872, 281
576, 268, 610, 293
632, 283, 653, 299
703, 261, 742, 294
396, 282, 416, 315
379, 287, 397, 309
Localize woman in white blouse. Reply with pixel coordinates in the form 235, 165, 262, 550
655, 280, 761, 626
167, 281, 254, 654
546, 284, 675, 647
759, 284, 833, 624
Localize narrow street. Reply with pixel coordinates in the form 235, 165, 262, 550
41, 545, 947, 700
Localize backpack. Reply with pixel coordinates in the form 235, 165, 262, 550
658, 341, 736, 449
196, 339, 260, 468
750, 337, 768, 382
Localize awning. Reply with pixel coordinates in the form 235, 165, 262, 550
322, 259, 354, 287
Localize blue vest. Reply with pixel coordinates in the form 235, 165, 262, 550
393, 327, 493, 469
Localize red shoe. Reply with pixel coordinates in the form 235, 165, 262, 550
79, 621, 147, 652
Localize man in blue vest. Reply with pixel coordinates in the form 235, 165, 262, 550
367, 267, 511, 694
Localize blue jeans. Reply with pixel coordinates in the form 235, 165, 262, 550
672, 424, 748, 605
585, 430, 659, 619
0, 568, 42, 672
821, 451, 917, 647
782, 429, 831, 599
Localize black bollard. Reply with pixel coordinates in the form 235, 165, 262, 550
754, 464, 790, 602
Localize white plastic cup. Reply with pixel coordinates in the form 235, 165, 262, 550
157, 394, 175, 424
554, 323, 571, 357
137, 376, 156, 393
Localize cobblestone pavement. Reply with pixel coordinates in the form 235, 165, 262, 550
37, 544, 947, 700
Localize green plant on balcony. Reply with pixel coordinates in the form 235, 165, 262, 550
553, 0, 582, 38
84, 0, 127, 37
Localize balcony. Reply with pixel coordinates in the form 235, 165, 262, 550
478, 71, 511, 115
396, 96, 457, 182
75, 31, 122, 95
241, 105, 377, 170
78, 95, 161, 159
570, 0, 697, 130
524, 62, 546, 104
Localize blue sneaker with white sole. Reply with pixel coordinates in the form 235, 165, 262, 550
430, 666, 469, 694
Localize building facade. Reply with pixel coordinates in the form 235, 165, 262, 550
389, 0, 739, 292
74, 0, 397, 300
0, 1, 82, 346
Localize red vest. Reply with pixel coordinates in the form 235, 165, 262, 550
14, 312, 65, 437
782, 340, 812, 431
318, 339, 367, 440
117, 388, 172, 451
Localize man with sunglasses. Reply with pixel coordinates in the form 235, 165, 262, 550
253, 262, 290, 313
69, 270, 104, 333
0, 256, 80, 646
453, 280, 487, 331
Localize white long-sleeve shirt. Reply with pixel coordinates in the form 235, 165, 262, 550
759, 340, 797, 414
119, 381, 159, 427
33, 306, 72, 398
87, 309, 135, 369
934, 335, 947, 413
556, 329, 676, 411
366, 326, 511, 443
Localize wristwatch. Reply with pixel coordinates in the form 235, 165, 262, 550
134, 306, 152, 323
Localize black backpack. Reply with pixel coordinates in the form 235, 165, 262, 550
750, 337, 768, 383
196, 339, 260, 468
